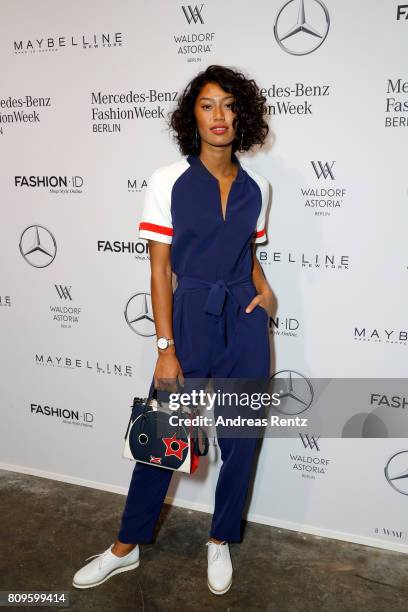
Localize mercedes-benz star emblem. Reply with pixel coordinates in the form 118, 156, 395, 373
384, 450, 408, 496
274, 0, 330, 56
19, 225, 57, 268
269, 370, 314, 415
125, 292, 156, 337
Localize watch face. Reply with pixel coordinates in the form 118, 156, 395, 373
157, 337, 168, 349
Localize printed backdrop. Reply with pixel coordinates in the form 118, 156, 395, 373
1, 0, 407, 553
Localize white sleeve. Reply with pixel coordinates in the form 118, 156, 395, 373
254, 176, 269, 244
138, 169, 173, 244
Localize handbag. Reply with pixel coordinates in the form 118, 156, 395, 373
123, 378, 209, 473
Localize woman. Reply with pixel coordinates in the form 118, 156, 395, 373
73, 64, 273, 596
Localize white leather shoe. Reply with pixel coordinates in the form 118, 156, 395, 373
206, 540, 233, 595
72, 543, 140, 589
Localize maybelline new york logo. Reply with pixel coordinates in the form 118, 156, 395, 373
274, 0, 330, 55
35, 353, 133, 376
14, 32, 123, 54
354, 326, 407, 346
128, 177, 148, 193
257, 248, 350, 271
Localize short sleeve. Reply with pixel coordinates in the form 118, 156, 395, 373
254, 177, 269, 244
138, 170, 173, 244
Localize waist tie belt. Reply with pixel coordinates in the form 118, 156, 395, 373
175, 273, 253, 316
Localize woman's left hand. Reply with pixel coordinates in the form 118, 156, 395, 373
245, 290, 273, 316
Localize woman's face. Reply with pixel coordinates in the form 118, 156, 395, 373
193, 81, 237, 150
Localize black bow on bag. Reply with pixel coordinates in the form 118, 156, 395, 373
123, 378, 209, 473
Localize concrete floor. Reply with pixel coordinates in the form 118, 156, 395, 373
1, 469, 407, 612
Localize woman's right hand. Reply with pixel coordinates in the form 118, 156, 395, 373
153, 351, 184, 393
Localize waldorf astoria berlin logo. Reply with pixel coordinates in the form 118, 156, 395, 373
182, 4, 204, 24
311, 161, 335, 180
274, 0, 330, 55
175, 3, 215, 59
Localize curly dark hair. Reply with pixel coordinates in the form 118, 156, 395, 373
168, 65, 269, 155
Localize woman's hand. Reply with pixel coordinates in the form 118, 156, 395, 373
245, 289, 273, 316
154, 350, 184, 393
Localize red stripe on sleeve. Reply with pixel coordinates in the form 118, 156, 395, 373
255, 228, 266, 238
139, 222, 173, 236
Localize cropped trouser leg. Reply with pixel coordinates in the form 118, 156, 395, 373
118, 460, 173, 544
208, 436, 259, 541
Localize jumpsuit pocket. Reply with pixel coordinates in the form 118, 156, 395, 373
242, 303, 269, 325
238, 284, 269, 324
254, 304, 269, 322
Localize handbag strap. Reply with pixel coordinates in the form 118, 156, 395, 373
125, 378, 157, 440
141, 377, 158, 410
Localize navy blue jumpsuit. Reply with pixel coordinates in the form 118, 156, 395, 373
118, 152, 270, 543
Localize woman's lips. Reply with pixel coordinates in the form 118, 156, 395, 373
210, 127, 228, 134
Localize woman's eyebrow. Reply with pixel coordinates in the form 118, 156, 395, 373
198, 95, 235, 101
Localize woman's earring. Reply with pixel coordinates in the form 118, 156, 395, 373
239, 131, 244, 151
195, 127, 200, 150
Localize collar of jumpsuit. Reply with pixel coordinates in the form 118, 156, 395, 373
179, 153, 252, 319
187, 152, 246, 185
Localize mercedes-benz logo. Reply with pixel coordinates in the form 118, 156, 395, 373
269, 369, 314, 415
124, 292, 156, 336
19, 225, 57, 268
384, 450, 408, 496
274, 0, 330, 56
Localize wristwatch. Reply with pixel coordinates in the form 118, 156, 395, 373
156, 336, 175, 350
